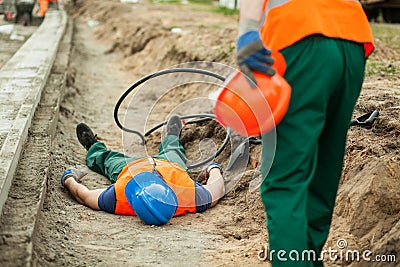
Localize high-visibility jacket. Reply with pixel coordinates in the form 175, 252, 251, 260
114, 158, 197, 216
260, 0, 374, 57
37, 0, 48, 17
37, 0, 58, 17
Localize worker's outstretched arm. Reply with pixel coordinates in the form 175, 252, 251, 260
204, 168, 225, 207
64, 178, 104, 210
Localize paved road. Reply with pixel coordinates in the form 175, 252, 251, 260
0, 20, 38, 153
0, 10, 69, 266
0, 20, 38, 68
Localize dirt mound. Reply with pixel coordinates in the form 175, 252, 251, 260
335, 160, 400, 247
71, 0, 236, 76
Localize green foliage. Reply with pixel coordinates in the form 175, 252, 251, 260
213, 6, 239, 16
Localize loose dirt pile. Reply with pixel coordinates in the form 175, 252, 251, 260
33, 1, 399, 266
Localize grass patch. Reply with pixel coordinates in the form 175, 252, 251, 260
149, 0, 239, 16
189, 0, 213, 4
150, 0, 181, 3
366, 59, 399, 76
366, 22, 399, 76
150, 0, 213, 4
212, 6, 239, 15
370, 22, 400, 51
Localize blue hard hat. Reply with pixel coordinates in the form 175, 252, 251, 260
125, 171, 178, 226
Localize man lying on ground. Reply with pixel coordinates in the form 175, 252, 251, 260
61, 115, 225, 225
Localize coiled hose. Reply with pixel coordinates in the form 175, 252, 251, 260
113, 68, 231, 169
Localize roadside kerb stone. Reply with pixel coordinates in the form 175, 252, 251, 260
0, 10, 68, 216
0, 13, 72, 266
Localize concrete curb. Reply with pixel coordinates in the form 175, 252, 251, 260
0, 10, 67, 217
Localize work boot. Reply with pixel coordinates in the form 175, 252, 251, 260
166, 115, 182, 136
76, 123, 97, 150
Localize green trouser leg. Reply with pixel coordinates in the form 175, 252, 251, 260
153, 135, 188, 172
86, 142, 141, 183
86, 135, 188, 182
260, 36, 366, 266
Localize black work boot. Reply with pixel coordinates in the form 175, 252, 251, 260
166, 115, 182, 136
76, 123, 97, 150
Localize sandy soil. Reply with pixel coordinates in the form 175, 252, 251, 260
32, 1, 399, 266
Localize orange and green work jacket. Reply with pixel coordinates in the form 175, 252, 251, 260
37, 0, 58, 17
260, 0, 374, 57
114, 158, 205, 216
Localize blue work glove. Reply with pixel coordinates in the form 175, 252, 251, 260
236, 30, 276, 86
61, 167, 88, 187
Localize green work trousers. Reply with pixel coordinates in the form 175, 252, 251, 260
260, 36, 366, 266
86, 135, 188, 183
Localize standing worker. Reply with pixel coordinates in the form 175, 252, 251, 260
36, 0, 57, 19
36, 0, 48, 18
235, 0, 374, 266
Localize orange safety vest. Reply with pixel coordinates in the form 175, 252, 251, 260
114, 158, 197, 216
260, 0, 374, 57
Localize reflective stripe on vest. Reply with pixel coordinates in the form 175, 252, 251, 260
265, 0, 289, 11
114, 158, 196, 216
260, 0, 374, 57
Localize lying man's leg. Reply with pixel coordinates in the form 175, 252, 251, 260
86, 142, 140, 182
76, 123, 140, 182
154, 115, 188, 170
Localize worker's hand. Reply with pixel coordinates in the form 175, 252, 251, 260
236, 30, 275, 86
61, 167, 88, 187
197, 162, 223, 185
